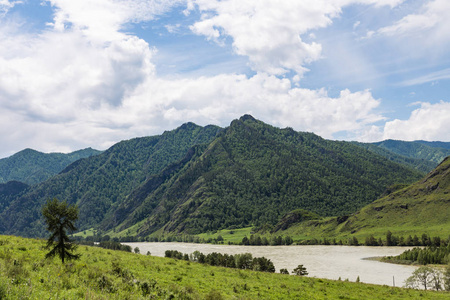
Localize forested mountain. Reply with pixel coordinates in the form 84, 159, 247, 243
281, 155, 450, 239
0, 181, 29, 213
117, 116, 422, 236
338, 155, 450, 237
0, 148, 101, 185
353, 142, 437, 173
414, 140, 450, 150
371, 140, 450, 164
0, 123, 221, 236
0, 116, 425, 238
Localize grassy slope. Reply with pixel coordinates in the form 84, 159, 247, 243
279, 157, 450, 242
1, 235, 448, 299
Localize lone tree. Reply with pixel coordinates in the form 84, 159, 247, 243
292, 264, 308, 276
42, 198, 80, 263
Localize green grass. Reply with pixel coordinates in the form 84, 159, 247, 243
277, 157, 450, 243
197, 227, 254, 243
71, 228, 96, 238
1, 235, 449, 299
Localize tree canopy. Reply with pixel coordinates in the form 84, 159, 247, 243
42, 198, 80, 263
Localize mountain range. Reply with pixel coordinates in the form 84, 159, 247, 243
0, 148, 101, 185
1, 115, 437, 239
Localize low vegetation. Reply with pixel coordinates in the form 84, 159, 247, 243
1, 235, 450, 299
383, 244, 450, 265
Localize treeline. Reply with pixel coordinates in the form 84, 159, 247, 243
73, 234, 213, 244
295, 232, 450, 247
385, 244, 450, 265
76, 240, 132, 252
165, 250, 275, 273
240, 235, 294, 245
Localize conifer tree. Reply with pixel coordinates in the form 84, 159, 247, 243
42, 198, 80, 263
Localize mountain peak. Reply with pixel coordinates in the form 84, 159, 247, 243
239, 114, 256, 122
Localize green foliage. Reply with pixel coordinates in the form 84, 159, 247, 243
0, 116, 427, 238
42, 198, 80, 263
353, 141, 442, 173
0, 148, 101, 185
372, 140, 450, 164
165, 249, 276, 273
405, 266, 444, 290
126, 116, 423, 236
292, 265, 308, 276
385, 243, 450, 265
285, 156, 450, 242
0, 235, 450, 299
0, 123, 220, 237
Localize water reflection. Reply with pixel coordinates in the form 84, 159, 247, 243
125, 242, 417, 286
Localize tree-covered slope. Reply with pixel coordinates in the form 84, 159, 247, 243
281, 156, 450, 240
415, 140, 450, 150
352, 142, 436, 173
372, 140, 450, 164
0, 148, 101, 185
0, 181, 29, 214
113, 115, 423, 236
0, 116, 427, 238
0, 123, 221, 237
339, 155, 450, 237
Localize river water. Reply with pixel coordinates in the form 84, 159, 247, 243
125, 243, 417, 287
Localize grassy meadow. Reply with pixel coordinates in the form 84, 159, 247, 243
1, 235, 449, 299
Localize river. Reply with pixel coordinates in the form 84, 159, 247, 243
125, 243, 417, 287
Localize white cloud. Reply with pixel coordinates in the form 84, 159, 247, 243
124, 73, 384, 140
2, 0, 448, 159
188, 0, 404, 77
381, 101, 450, 141
0, 0, 22, 15
400, 68, 450, 86
47, 0, 184, 40
375, 0, 450, 44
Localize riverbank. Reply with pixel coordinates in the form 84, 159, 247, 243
125, 242, 419, 286
1, 235, 449, 299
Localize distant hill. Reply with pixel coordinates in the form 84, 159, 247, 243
0, 148, 102, 185
0, 116, 426, 238
339, 156, 450, 237
0, 123, 222, 236
352, 142, 436, 173
0, 181, 29, 213
372, 139, 450, 164
280, 156, 450, 239
414, 140, 450, 150
352, 139, 450, 173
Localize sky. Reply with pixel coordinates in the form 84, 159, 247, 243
0, 0, 449, 158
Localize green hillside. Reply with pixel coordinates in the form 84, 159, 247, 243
415, 140, 450, 150
0, 123, 221, 237
0, 235, 448, 299
339, 156, 450, 237
0, 116, 425, 239
353, 142, 436, 173
0, 148, 101, 185
372, 140, 450, 164
0, 181, 29, 213
281, 156, 450, 241
109, 115, 422, 237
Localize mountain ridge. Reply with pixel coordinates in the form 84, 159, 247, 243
0, 116, 436, 239
0, 147, 102, 185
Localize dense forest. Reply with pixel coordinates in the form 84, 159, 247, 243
105, 116, 423, 236
0, 148, 101, 185
0, 115, 432, 239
